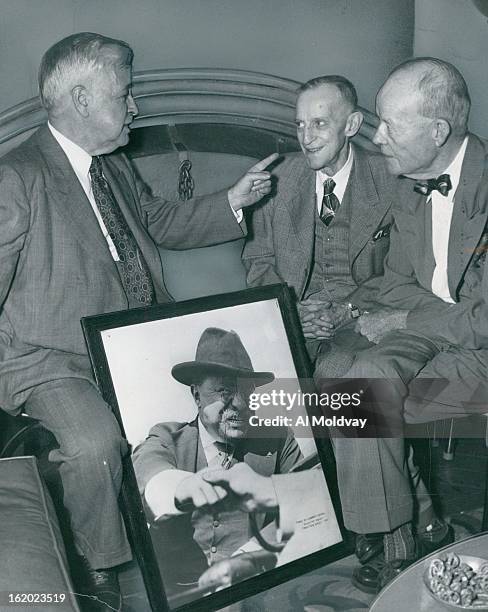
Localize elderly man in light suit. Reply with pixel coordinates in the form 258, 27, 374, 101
0, 32, 276, 611
336, 57, 488, 592
242, 75, 398, 380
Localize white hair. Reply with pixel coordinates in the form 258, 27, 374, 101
39, 32, 133, 115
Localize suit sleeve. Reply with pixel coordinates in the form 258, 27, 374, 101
346, 275, 386, 312
132, 424, 179, 492
241, 198, 284, 287
0, 166, 30, 308
378, 220, 488, 349
132, 424, 192, 519
123, 157, 245, 249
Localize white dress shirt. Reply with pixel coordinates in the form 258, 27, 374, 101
48, 122, 120, 261
430, 136, 468, 303
315, 145, 354, 211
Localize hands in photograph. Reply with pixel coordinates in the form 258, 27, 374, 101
198, 551, 277, 590
202, 463, 278, 513
227, 153, 279, 211
174, 467, 228, 511
173, 463, 279, 514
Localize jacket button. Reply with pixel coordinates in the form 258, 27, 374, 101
213, 520, 219, 527
211, 546, 217, 553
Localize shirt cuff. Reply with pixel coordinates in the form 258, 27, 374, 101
232, 539, 264, 556
229, 201, 243, 224
144, 469, 192, 520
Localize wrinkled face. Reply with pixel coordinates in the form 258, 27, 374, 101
192, 375, 254, 442
86, 60, 138, 155
373, 80, 438, 179
295, 84, 352, 174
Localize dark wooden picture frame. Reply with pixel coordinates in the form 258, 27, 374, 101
82, 284, 348, 612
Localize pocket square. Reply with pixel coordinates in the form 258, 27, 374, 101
372, 223, 391, 242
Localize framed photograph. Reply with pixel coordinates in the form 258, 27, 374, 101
82, 284, 348, 612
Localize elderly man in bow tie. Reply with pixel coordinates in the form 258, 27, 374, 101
132, 327, 302, 598
334, 57, 488, 592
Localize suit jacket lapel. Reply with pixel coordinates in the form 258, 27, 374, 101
35, 127, 120, 267
448, 133, 488, 297
393, 178, 437, 289
175, 420, 279, 475
173, 420, 207, 472
348, 145, 385, 262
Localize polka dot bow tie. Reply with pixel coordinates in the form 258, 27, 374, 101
414, 173, 452, 197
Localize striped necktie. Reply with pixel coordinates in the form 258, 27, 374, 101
214, 441, 237, 469
320, 178, 340, 226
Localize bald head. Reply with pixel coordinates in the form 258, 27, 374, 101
373, 57, 470, 179
381, 58, 470, 137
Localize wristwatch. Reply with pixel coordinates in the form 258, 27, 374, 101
347, 303, 361, 319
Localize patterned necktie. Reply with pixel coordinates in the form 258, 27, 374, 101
89, 156, 155, 305
414, 173, 452, 197
320, 178, 340, 226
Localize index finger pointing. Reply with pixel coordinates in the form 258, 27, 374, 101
249, 152, 279, 172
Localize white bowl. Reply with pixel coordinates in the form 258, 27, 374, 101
423, 555, 488, 611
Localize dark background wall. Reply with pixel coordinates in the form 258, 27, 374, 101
414, 0, 488, 137
0, 0, 414, 114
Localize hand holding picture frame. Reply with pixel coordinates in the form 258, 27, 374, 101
82, 284, 348, 612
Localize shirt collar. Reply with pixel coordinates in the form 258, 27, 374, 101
48, 122, 92, 180
441, 136, 469, 198
198, 416, 223, 451
316, 144, 354, 202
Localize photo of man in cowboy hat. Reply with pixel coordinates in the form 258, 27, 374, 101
132, 326, 303, 599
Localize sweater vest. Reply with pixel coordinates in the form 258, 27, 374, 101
304, 194, 357, 302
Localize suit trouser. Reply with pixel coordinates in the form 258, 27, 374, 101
312, 326, 373, 381
312, 327, 436, 531
23, 377, 132, 569
334, 329, 441, 534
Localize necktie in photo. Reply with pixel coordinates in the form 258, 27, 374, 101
89, 156, 155, 305
320, 178, 340, 226
214, 441, 236, 469
414, 173, 452, 197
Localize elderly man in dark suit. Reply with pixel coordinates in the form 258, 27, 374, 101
242, 75, 398, 380
0, 32, 277, 610
336, 57, 488, 592
133, 327, 302, 598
